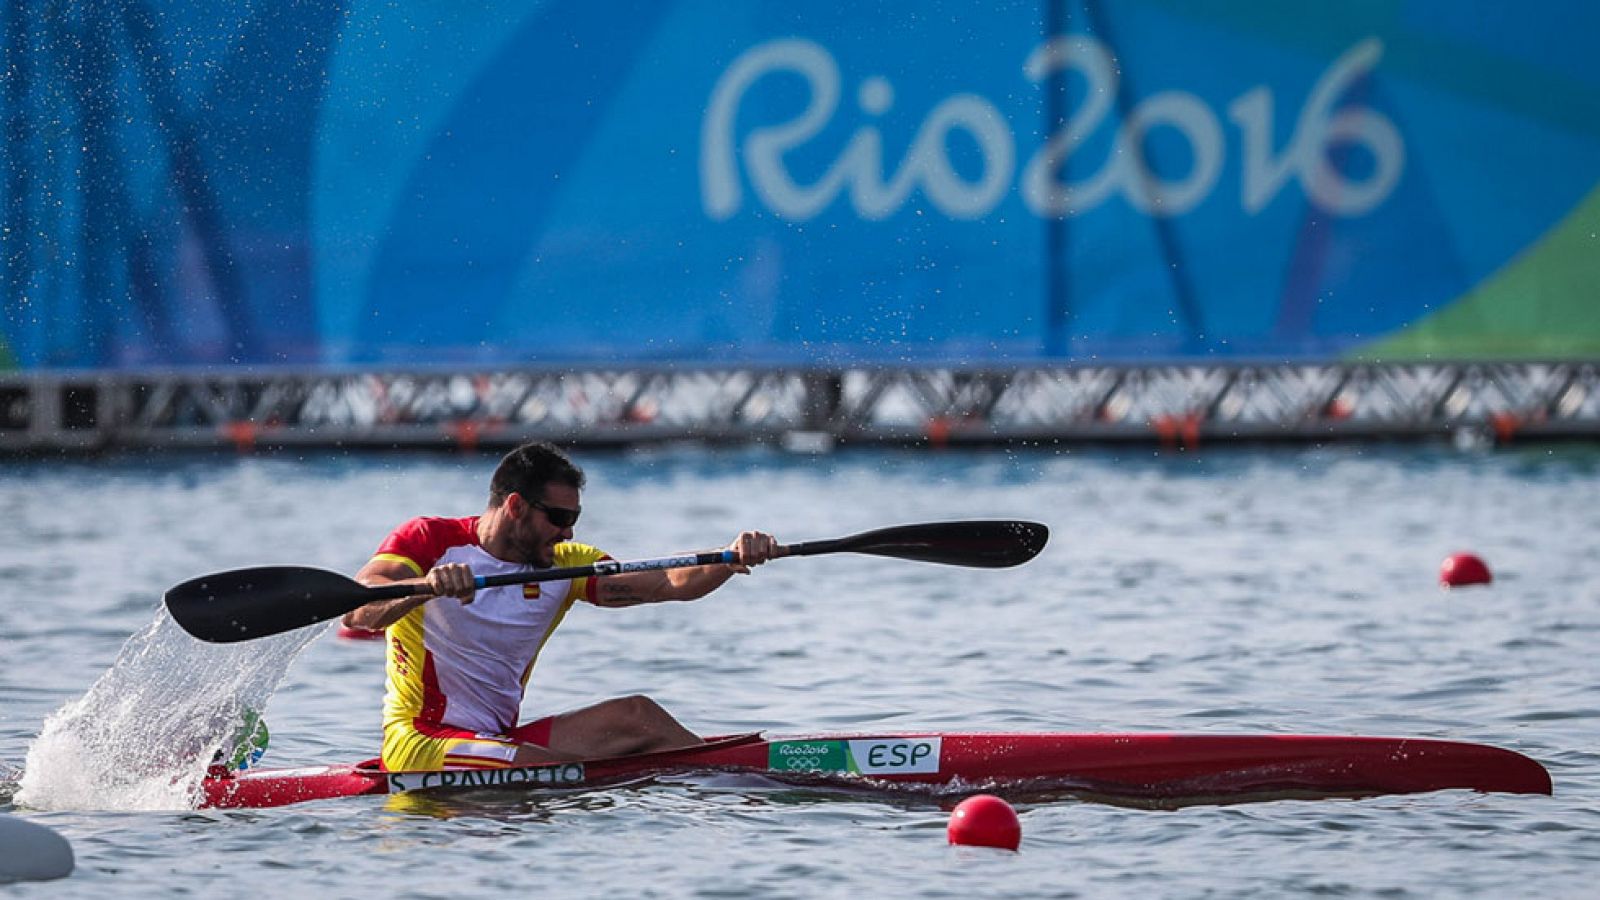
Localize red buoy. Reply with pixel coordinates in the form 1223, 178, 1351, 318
1440, 553, 1492, 588
947, 794, 1021, 851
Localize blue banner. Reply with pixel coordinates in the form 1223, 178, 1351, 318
3, 0, 1598, 368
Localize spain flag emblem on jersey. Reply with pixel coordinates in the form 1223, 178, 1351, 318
522, 583, 541, 599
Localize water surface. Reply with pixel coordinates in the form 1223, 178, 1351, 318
2, 445, 1596, 896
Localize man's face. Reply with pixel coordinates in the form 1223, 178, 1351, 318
513, 482, 581, 567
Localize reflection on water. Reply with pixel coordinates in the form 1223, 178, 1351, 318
378, 772, 953, 823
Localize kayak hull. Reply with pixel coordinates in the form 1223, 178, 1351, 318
200, 731, 1552, 809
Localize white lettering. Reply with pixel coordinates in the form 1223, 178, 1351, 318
912, 94, 1014, 219
703, 39, 1012, 222
1229, 38, 1403, 215
701, 36, 1402, 222
702, 38, 840, 221
1021, 34, 1121, 217
1117, 92, 1225, 215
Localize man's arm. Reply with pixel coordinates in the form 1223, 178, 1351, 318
592, 530, 778, 609
342, 559, 477, 630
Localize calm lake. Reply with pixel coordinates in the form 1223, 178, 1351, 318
2, 444, 1597, 897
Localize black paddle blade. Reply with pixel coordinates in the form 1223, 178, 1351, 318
792, 520, 1049, 568
164, 566, 379, 643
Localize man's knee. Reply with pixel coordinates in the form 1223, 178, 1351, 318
610, 694, 668, 726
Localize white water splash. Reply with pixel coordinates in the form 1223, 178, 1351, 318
16, 612, 316, 811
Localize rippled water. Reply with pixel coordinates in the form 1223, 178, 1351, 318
2, 445, 1597, 896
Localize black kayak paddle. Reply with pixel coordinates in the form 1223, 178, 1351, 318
165, 520, 1048, 643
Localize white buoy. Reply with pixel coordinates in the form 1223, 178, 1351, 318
0, 813, 75, 883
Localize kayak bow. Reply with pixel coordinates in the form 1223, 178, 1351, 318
200, 731, 1551, 809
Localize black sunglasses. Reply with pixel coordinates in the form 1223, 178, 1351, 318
526, 497, 581, 528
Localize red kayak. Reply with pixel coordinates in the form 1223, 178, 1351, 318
199, 731, 1552, 809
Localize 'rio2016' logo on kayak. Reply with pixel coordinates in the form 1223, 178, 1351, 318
770, 740, 848, 771
768, 738, 942, 775
386, 763, 586, 793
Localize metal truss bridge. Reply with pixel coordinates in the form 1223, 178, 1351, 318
3, 362, 1598, 454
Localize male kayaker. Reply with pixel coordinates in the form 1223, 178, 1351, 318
342, 441, 778, 771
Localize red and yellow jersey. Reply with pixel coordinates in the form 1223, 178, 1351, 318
371, 516, 608, 759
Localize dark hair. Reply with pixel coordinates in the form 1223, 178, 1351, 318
488, 441, 586, 506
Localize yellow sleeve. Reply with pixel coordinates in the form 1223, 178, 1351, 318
553, 541, 609, 605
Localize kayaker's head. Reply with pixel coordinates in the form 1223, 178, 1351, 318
487, 442, 586, 566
